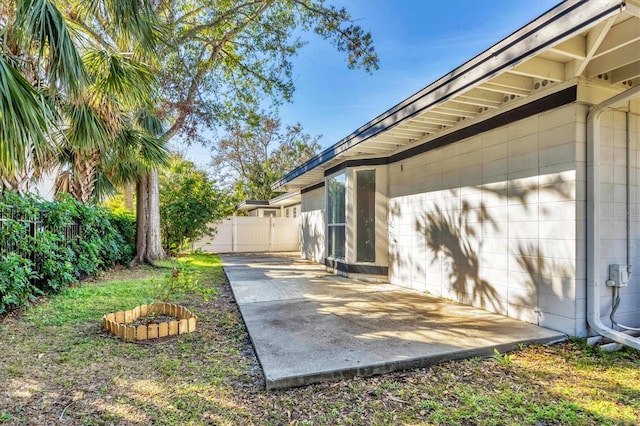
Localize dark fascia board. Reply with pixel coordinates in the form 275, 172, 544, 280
301, 181, 325, 194
268, 191, 300, 206
272, 0, 622, 190
324, 158, 389, 178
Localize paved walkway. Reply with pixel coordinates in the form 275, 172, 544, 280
221, 253, 566, 389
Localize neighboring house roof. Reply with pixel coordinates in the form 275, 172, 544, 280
235, 191, 301, 213
273, 0, 640, 191
235, 200, 270, 213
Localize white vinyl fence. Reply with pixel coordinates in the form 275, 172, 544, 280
193, 216, 300, 253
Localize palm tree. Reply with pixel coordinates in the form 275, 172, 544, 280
0, 0, 87, 193
1, 0, 165, 199
2, 0, 169, 264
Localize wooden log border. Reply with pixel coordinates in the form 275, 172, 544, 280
102, 302, 197, 341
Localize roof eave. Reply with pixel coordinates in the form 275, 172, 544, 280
272, 0, 625, 192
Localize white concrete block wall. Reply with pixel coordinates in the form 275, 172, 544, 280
597, 108, 640, 329
301, 187, 325, 263
388, 104, 583, 335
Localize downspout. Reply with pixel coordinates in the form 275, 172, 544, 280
610, 110, 640, 333
586, 84, 640, 350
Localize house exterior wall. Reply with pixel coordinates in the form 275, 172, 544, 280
596, 106, 640, 329
251, 207, 282, 217
387, 103, 584, 335
295, 87, 640, 337
300, 186, 325, 263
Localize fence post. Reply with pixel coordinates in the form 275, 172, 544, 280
232, 216, 236, 253
269, 216, 274, 252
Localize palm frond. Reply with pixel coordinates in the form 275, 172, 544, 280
91, 168, 116, 203
83, 49, 158, 108
103, 126, 168, 185
14, 0, 88, 97
63, 100, 110, 153
0, 54, 54, 174
80, 0, 164, 55
136, 107, 166, 137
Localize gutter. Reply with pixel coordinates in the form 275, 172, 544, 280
586, 84, 640, 350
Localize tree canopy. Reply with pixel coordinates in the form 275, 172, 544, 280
154, 0, 378, 144
212, 113, 321, 201
1, 0, 378, 263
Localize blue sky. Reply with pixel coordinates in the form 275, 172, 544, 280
186, 0, 560, 166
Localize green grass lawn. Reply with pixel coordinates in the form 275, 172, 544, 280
1, 253, 638, 425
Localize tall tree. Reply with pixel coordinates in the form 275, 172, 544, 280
127, 0, 378, 262
4, 0, 378, 263
1, 0, 167, 204
53, 0, 167, 204
213, 113, 321, 200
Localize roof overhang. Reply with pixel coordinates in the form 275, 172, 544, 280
235, 200, 269, 213
273, 0, 640, 192
235, 191, 301, 212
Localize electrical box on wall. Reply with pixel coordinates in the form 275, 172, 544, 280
606, 264, 630, 287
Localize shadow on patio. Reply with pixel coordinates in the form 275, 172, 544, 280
221, 253, 566, 390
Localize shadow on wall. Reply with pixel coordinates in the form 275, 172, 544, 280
514, 242, 575, 313
388, 201, 413, 284
395, 171, 575, 319
416, 202, 500, 312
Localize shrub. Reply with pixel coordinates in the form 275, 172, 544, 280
0, 253, 40, 314
0, 192, 135, 313
159, 154, 233, 255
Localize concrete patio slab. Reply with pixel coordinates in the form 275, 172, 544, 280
221, 253, 566, 390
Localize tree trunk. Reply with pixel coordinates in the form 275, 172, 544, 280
123, 182, 134, 212
132, 170, 166, 265
131, 173, 148, 266
145, 169, 166, 260
71, 150, 100, 203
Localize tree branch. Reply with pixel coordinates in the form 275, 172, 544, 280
161, 1, 273, 142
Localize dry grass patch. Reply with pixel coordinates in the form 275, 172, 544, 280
1, 253, 638, 425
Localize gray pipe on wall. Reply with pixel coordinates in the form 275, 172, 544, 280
586, 84, 640, 350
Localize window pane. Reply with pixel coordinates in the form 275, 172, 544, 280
327, 172, 346, 259
327, 173, 346, 224
328, 225, 345, 259
356, 170, 375, 262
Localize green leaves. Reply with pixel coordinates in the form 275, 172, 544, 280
155, 0, 379, 144
0, 55, 56, 175
212, 113, 321, 201
159, 154, 232, 255
84, 49, 158, 109
14, 0, 89, 97
0, 253, 40, 314
0, 192, 135, 313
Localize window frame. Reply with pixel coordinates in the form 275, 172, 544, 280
356, 169, 376, 263
326, 171, 346, 260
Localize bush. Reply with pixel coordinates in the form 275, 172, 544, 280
0, 253, 40, 314
159, 155, 232, 255
0, 192, 135, 313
